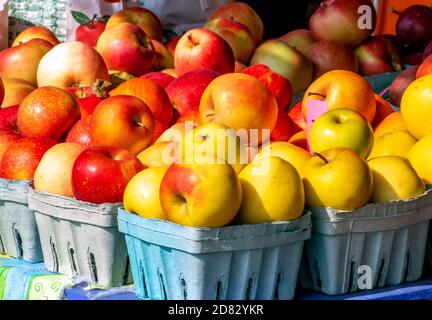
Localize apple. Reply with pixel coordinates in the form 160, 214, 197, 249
204, 18, 255, 64
302, 148, 373, 210
34, 142, 87, 197
162, 68, 177, 78
141, 72, 175, 89
12, 26, 60, 47
401, 74, 432, 139
151, 40, 174, 71
106, 7, 163, 41
309, 108, 374, 158
72, 146, 144, 204
0, 106, 19, 130
289, 130, 308, 151
416, 54, 432, 79
242, 64, 293, 111
174, 28, 235, 77
165, 35, 181, 56
0, 128, 22, 161
307, 40, 359, 79
368, 156, 425, 203
235, 61, 247, 73
97, 23, 155, 77
302, 70, 376, 123
37, 41, 110, 88
354, 36, 402, 77
368, 131, 417, 160
137, 141, 178, 168
250, 39, 313, 93
208, 2, 264, 45
408, 134, 432, 184
237, 156, 304, 224
390, 66, 419, 107
176, 110, 200, 127
179, 123, 248, 173
374, 112, 408, 138
287, 102, 307, 131
371, 94, 394, 129
75, 17, 106, 48
423, 40, 432, 60
279, 29, 314, 55
66, 118, 93, 147
159, 161, 242, 227
1, 78, 35, 108
0, 39, 53, 87
90, 95, 155, 155
0, 137, 57, 180
396, 5, 432, 53
199, 73, 278, 145
254, 141, 312, 175
309, 0, 376, 47
156, 122, 196, 144
165, 69, 220, 116
110, 77, 173, 125
270, 109, 301, 142
17, 87, 80, 141
123, 167, 168, 220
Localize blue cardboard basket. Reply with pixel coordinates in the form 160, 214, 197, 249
117, 209, 312, 300
0, 178, 43, 262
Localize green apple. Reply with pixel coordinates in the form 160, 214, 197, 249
309, 108, 374, 158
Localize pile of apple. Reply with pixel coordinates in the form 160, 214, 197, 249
0, 1, 432, 229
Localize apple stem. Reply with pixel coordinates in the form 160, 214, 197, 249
90, 14, 98, 28
308, 92, 327, 99
313, 152, 329, 164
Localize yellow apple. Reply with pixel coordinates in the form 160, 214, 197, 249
159, 162, 242, 227
309, 108, 374, 158
254, 141, 311, 175
237, 156, 305, 224
155, 122, 196, 144
302, 148, 373, 210
179, 123, 248, 173
368, 131, 417, 160
137, 141, 179, 168
408, 134, 432, 184
368, 156, 425, 203
123, 167, 168, 220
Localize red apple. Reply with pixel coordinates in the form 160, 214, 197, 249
72, 146, 144, 204
354, 36, 402, 76
242, 64, 293, 111
96, 23, 155, 77
403, 52, 423, 66
0, 77, 3, 105
208, 2, 264, 45
309, 0, 377, 47
152, 119, 169, 145
416, 54, 432, 79
12, 26, 60, 47
151, 39, 174, 70
0, 128, 22, 161
66, 118, 93, 147
37, 41, 110, 88
1, 78, 35, 108
165, 69, 220, 116
0, 137, 57, 180
279, 29, 315, 55
390, 65, 419, 106
0, 106, 19, 130
165, 35, 181, 56
17, 87, 81, 141
174, 28, 235, 76
106, 7, 163, 41
140, 72, 175, 88
90, 95, 155, 155
307, 40, 359, 79
75, 16, 106, 48
396, 5, 432, 53
0, 39, 53, 87
287, 102, 307, 131
204, 17, 255, 64
271, 109, 301, 142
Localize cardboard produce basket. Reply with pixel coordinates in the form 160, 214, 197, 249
27, 187, 131, 288
118, 209, 312, 300
300, 189, 432, 296
0, 178, 43, 262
